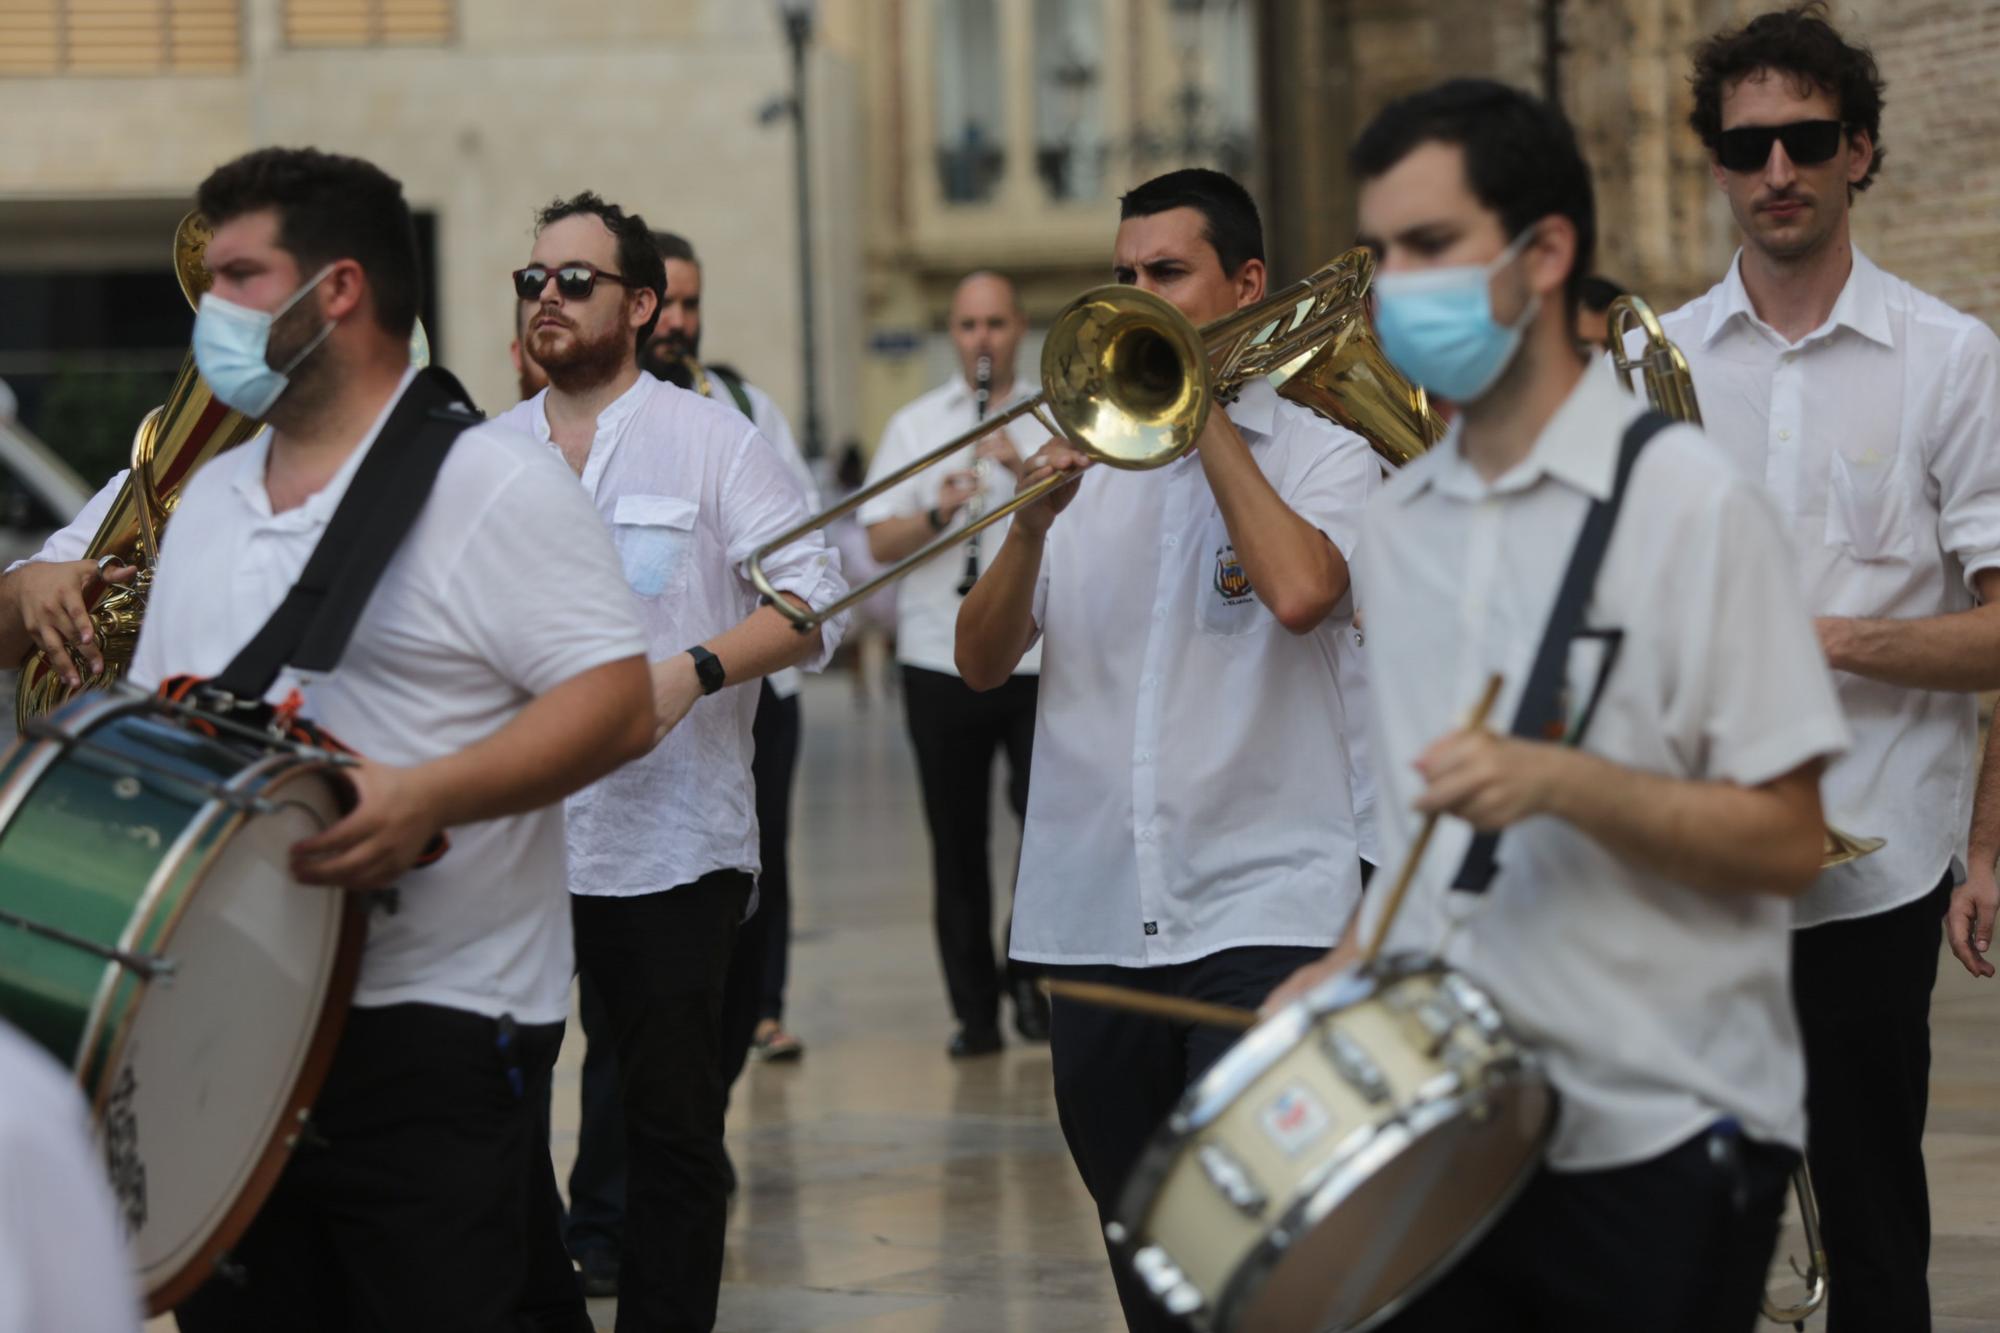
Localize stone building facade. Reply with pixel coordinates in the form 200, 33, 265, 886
1261, 0, 2000, 334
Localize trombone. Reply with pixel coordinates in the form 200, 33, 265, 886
748, 247, 1443, 630
1607, 293, 1884, 875
1610, 294, 1850, 1330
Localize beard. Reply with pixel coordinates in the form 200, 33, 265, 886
259, 295, 336, 430
529, 311, 631, 392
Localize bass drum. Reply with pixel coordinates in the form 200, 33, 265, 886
1110, 956, 1555, 1332
0, 690, 362, 1313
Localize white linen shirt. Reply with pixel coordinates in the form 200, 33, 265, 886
1656, 250, 2000, 926
859, 374, 1051, 677
492, 373, 846, 899
128, 370, 647, 1025
0, 1020, 140, 1332
1008, 379, 1377, 967
1355, 365, 1849, 1170
3, 469, 124, 572
733, 377, 815, 701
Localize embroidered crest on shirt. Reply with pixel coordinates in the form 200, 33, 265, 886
1212, 545, 1254, 604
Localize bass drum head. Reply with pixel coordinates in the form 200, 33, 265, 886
104, 766, 355, 1311
1239, 1076, 1553, 1333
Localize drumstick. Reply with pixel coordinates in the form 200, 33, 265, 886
1362, 672, 1506, 964
1040, 979, 1257, 1030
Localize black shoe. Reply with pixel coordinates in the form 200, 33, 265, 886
577, 1249, 618, 1300
1010, 976, 1051, 1042
948, 1026, 1003, 1059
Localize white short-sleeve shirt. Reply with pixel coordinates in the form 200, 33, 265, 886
0, 1020, 140, 1332
3, 469, 125, 573
129, 370, 648, 1025
1355, 365, 1849, 1169
491, 374, 847, 899
1656, 250, 2000, 925
1008, 379, 1378, 967
859, 374, 1051, 677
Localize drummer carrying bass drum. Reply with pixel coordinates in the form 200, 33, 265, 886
1267, 80, 1847, 1332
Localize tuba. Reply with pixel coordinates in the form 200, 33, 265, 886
14, 214, 432, 726
14, 214, 264, 726
1606, 294, 1884, 872
748, 247, 1443, 628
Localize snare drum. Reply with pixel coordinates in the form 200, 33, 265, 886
1110, 956, 1554, 1332
0, 689, 362, 1313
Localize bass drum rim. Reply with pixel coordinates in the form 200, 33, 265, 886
134, 755, 365, 1315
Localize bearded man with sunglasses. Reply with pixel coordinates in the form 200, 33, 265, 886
1653, 8, 2000, 1328
494, 192, 846, 1333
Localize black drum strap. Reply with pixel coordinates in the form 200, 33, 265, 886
209, 367, 483, 702
1450, 410, 1672, 894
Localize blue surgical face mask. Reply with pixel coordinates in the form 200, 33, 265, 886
191, 264, 337, 418
1371, 230, 1540, 404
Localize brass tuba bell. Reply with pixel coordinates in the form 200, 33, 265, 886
14, 214, 266, 726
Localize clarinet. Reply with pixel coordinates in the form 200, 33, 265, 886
956, 354, 993, 597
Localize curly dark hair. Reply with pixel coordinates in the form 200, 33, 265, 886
1689, 1, 1886, 193
197, 147, 421, 338
534, 192, 666, 351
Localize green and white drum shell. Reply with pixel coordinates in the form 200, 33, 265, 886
1110, 956, 1555, 1333
0, 690, 362, 1314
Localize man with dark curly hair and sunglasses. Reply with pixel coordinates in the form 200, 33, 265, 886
494, 192, 847, 1333
1649, 6, 2000, 1327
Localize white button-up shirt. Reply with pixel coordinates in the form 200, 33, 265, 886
1356, 365, 1848, 1169
492, 374, 846, 899
860, 374, 1052, 677
130, 370, 648, 1025
1658, 250, 2000, 926
1008, 379, 1378, 966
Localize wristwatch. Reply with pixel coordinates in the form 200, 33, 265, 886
687, 645, 726, 696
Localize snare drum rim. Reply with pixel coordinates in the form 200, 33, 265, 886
1212, 1055, 1555, 1332
1110, 956, 1432, 1241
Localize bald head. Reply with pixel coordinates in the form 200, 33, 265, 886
948, 270, 1028, 392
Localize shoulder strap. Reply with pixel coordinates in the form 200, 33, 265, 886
1450, 409, 1675, 894
210, 367, 483, 700
709, 364, 755, 420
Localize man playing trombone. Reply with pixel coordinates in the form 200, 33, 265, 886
954, 167, 1380, 1333
1656, 11, 2000, 1326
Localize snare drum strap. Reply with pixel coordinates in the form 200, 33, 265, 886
211, 367, 484, 699
1450, 410, 1672, 895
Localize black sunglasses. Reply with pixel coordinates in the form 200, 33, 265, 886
1716, 119, 1846, 173
512, 262, 638, 302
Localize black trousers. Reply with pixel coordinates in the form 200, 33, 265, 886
1793, 871, 1951, 1333
901, 665, 1039, 1032
1045, 945, 1325, 1333
176, 1003, 585, 1333
1377, 1125, 1796, 1332
561, 969, 623, 1262
721, 682, 803, 1091
572, 872, 752, 1333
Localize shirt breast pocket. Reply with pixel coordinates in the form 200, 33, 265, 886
612, 494, 698, 599
1825, 448, 1914, 562
1194, 514, 1268, 637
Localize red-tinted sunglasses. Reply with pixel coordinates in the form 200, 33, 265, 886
512, 262, 638, 302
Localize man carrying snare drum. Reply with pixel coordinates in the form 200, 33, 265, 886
1268, 81, 1847, 1332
